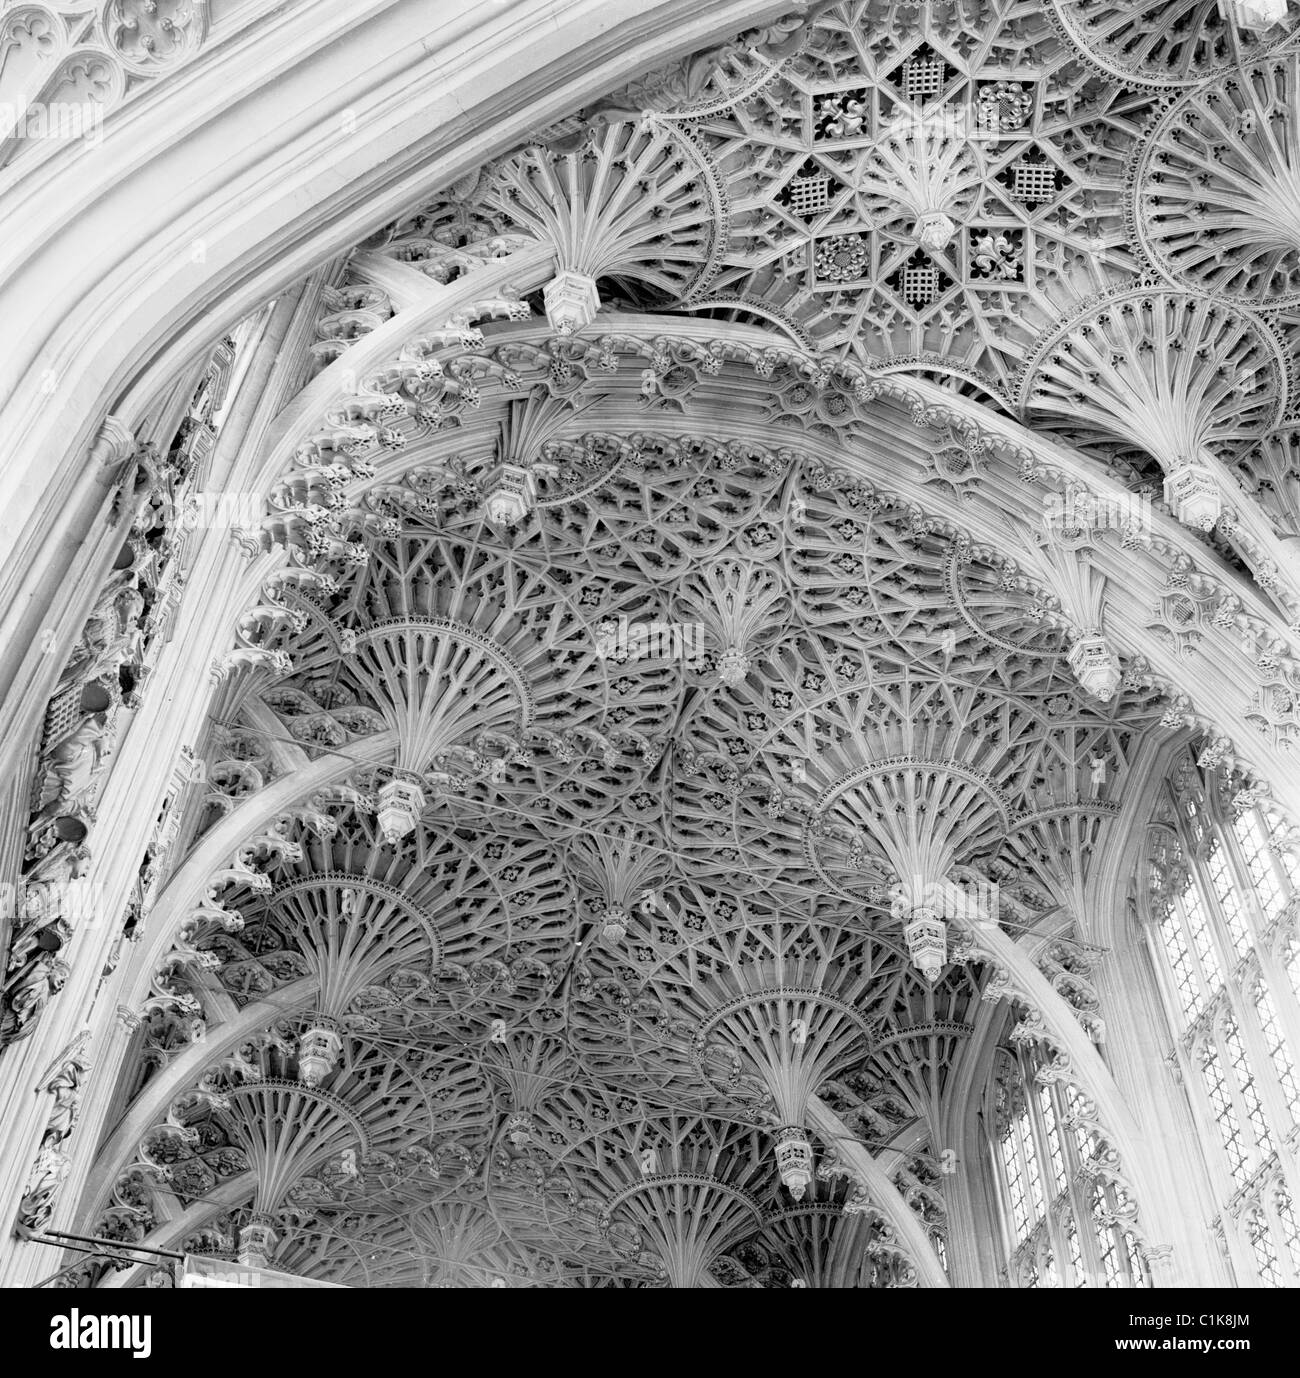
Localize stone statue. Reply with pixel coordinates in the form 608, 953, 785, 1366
43, 1055, 87, 1147
6, 915, 71, 976
16, 1145, 71, 1233
2, 956, 71, 1047
1089, 754, 1107, 797
36, 716, 111, 822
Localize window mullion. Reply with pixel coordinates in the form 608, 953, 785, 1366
1059, 1084, 1106, 1288
987, 1125, 1017, 1269
1215, 1014, 1272, 1175
1187, 848, 1245, 977
1241, 1198, 1283, 1287
1175, 881, 1224, 1016
1243, 968, 1300, 1194
1258, 908, 1300, 1086
1144, 913, 1197, 1034
1027, 1079, 1068, 1281
1068, 1166, 1105, 1287
1229, 963, 1295, 1157
1259, 1176, 1300, 1286
1245, 808, 1294, 917
1218, 814, 1269, 937
1188, 1024, 1251, 1198
1143, 772, 1300, 1288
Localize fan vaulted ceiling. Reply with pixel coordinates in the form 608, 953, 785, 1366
57, 0, 1300, 1288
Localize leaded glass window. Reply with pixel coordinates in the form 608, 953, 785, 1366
1143, 752, 1300, 1285
989, 1047, 1149, 1288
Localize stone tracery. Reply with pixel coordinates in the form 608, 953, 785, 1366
8, 0, 1300, 1292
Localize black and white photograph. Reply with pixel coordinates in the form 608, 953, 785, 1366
0, 0, 1294, 1340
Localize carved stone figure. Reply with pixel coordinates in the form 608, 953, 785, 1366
15, 1146, 70, 1234
1, 956, 71, 1048
35, 716, 110, 822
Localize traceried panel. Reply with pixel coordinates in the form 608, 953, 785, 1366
1133, 52, 1300, 306
1046, 0, 1300, 87
186, 804, 578, 1040
649, 0, 1161, 398
91, 419, 1171, 1284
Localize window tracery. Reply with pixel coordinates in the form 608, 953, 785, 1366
988, 1045, 1149, 1288
1143, 747, 1300, 1283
